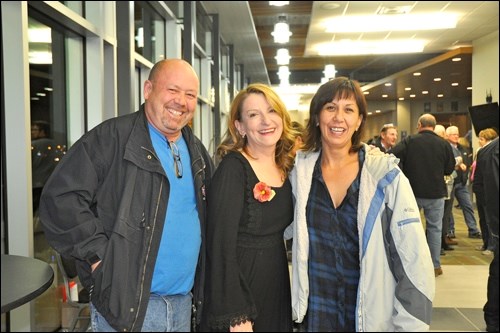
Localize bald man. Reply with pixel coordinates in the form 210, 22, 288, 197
391, 114, 455, 277
40, 59, 215, 331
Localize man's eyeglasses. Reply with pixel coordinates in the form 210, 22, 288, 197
168, 141, 183, 178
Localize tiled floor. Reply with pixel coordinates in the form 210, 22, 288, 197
429, 204, 493, 332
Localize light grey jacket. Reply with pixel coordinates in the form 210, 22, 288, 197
286, 144, 435, 332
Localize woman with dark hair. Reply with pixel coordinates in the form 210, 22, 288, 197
287, 77, 435, 331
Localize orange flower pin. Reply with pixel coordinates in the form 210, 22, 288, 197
253, 181, 276, 202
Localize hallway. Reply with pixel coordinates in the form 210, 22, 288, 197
430, 204, 492, 331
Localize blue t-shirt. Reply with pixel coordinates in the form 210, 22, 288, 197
148, 124, 201, 295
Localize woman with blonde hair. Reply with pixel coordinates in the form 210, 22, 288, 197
203, 83, 295, 331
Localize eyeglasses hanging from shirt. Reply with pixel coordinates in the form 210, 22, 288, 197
167, 141, 183, 178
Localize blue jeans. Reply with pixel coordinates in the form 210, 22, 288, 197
91, 293, 192, 332
416, 197, 444, 268
448, 183, 480, 234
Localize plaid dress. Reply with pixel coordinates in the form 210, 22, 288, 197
305, 150, 363, 331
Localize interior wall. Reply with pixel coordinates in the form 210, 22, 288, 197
471, 30, 499, 150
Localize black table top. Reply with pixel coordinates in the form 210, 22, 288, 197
1, 254, 54, 313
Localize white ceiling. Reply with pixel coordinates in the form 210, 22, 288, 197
203, 1, 498, 111
307, 1, 499, 56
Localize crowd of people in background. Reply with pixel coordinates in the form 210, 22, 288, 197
34, 58, 498, 332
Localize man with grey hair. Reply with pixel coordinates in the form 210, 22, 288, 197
374, 124, 398, 152
444, 125, 482, 239
392, 113, 455, 277
434, 124, 459, 251
434, 124, 446, 139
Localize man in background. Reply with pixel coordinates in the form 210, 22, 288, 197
373, 124, 398, 152
31, 120, 58, 213
434, 124, 459, 251
391, 114, 455, 277
444, 125, 481, 239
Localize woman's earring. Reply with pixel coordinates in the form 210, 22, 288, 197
316, 122, 319, 127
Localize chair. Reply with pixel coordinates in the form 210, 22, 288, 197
55, 252, 91, 332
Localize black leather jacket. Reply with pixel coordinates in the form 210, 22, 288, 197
39, 105, 214, 331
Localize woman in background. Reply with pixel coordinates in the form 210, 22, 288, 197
203, 83, 295, 332
472, 127, 499, 255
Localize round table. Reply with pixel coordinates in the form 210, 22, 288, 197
1, 254, 54, 313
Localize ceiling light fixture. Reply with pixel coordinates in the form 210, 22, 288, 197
278, 65, 290, 79
278, 65, 290, 86
316, 39, 426, 56
271, 16, 292, 44
324, 13, 458, 33
269, 1, 289, 6
275, 48, 291, 65
323, 64, 337, 79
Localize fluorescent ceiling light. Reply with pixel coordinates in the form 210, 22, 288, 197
325, 13, 458, 33
316, 39, 426, 56
269, 1, 289, 6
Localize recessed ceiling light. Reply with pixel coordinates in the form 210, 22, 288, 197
422, 91, 429, 94
452, 57, 461, 62
405, 87, 411, 91
451, 83, 459, 86
413, 72, 421, 76
385, 83, 392, 86
434, 78, 441, 81
399, 97, 405, 100
437, 94, 444, 97
467, 87, 472, 90
410, 94, 416, 98
382, 94, 388, 98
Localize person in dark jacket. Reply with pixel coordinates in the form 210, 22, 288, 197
39, 59, 214, 332
444, 125, 481, 239
391, 113, 455, 277
474, 136, 499, 332
471, 128, 498, 255
373, 123, 398, 152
